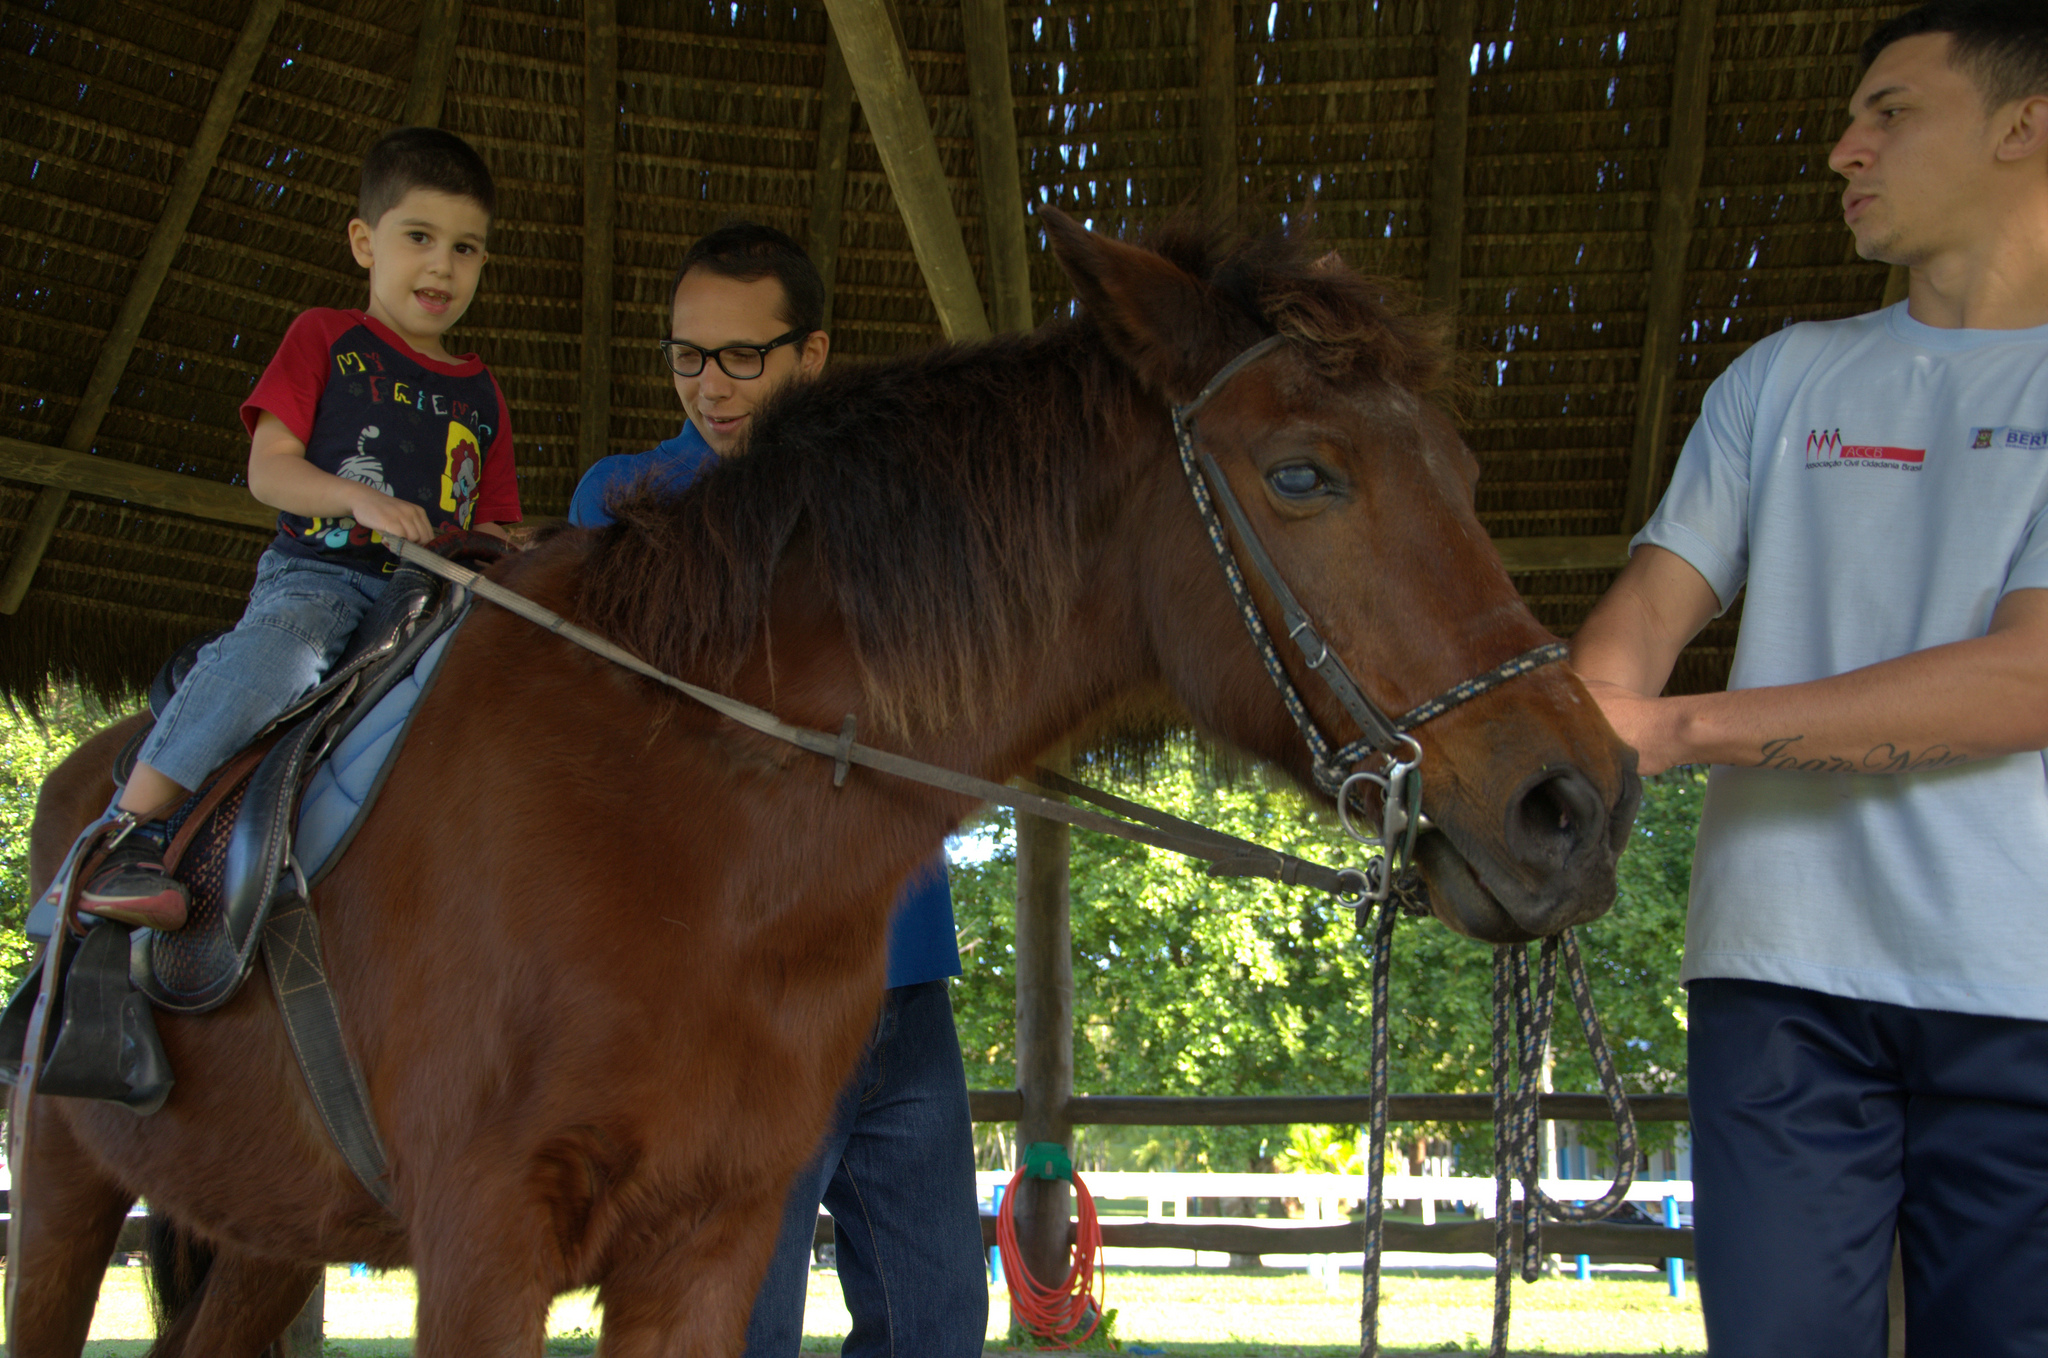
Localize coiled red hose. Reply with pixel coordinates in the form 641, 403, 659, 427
995, 1164, 1106, 1348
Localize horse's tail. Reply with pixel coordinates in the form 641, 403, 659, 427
142, 1209, 214, 1335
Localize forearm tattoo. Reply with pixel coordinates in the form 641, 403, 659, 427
1756, 735, 1968, 774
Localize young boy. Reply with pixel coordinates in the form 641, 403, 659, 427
79, 125, 520, 930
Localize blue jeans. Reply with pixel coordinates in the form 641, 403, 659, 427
742, 979, 987, 1358
1689, 978, 2048, 1358
136, 550, 383, 790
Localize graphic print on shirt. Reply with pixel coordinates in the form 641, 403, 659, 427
439, 421, 481, 529
1803, 427, 1926, 471
1969, 426, 2048, 452
335, 424, 393, 496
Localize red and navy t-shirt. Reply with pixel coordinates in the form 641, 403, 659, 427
240, 308, 520, 575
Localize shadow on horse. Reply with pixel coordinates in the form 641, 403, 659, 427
10, 209, 1638, 1356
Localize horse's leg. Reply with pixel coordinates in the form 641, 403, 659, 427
142, 1245, 319, 1358
591, 1191, 788, 1358
409, 1202, 557, 1358
4, 1091, 136, 1356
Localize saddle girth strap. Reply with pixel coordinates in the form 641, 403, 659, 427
262, 890, 393, 1210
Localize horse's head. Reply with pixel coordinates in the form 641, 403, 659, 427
1042, 208, 1640, 942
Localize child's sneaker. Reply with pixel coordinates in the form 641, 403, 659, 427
79, 821, 188, 930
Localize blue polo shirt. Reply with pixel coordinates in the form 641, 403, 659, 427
568, 424, 962, 989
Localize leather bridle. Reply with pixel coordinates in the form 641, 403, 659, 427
1168, 334, 1568, 898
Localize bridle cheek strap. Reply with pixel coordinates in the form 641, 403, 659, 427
1168, 337, 1568, 847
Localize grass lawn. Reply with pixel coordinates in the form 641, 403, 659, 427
66, 1260, 1702, 1356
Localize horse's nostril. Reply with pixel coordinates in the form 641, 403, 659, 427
1505, 768, 1604, 871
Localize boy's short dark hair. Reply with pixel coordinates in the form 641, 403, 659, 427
668, 221, 825, 335
1864, 0, 2048, 110
357, 126, 497, 227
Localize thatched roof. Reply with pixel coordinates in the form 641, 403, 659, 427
2, 0, 1899, 708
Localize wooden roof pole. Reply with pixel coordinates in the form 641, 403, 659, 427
400, 0, 464, 127
1621, 0, 1717, 534
963, 0, 1033, 333
1199, 0, 1237, 219
1882, 263, 1910, 308
1011, 755, 1075, 1291
0, 0, 282, 615
577, 0, 618, 475
822, 0, 991, 341
809, 30, 857, 331
1423, 0, 1476, 313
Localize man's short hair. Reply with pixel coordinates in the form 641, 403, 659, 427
1863, 0, 2048, 110
358, 127, 497, 227
668, 221, 826, 335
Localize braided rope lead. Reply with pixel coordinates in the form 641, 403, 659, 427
1360, 922, 1640, 1358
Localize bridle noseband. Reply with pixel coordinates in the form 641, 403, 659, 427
1168, 334, 1568, 900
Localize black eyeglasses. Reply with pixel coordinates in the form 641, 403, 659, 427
658, 327, 811, 380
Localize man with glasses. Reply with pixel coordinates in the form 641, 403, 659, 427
568, 221, 988, 1357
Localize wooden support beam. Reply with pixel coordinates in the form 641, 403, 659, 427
1422, 0, 1476, 313
1492, 533, 1631, 574
810, 29, 857, 332
283, 1278, 323, 1355
822, 0, 991, 341
400, 0, 464, 128
1882, 263, 1910, 309
1198, 0, 1237, 219
578, 0, 619, 475
0, 0, 282, 614
1620, 0, 1717, 534
962, 0, 1033, 333
1012, 800, 1074, 1294
0, 436, 275, 530
967, 1089, 1690, 1125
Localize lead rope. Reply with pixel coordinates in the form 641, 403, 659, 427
1357, 889, 1639, 1358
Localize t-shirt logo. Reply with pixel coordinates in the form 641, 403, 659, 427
440, 421, 482, 529
1804, 427, 1925, 470
1970, 426, 2048, 452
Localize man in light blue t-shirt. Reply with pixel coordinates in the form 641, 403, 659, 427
1574, 5, 2048, 1354
568, 222, 985, 1358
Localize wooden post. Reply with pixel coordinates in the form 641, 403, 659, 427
1620, 0, 1717, 533
963, 0, 1034, 333
578, 0, 618, 475
1422, 0, 1476, 314
1882, 263, 1910, 309
1012, 804, 1074, 1304
822, 0, 991, 341
282, 1276, 324, 1355
0, 0, 283, 614
400, 0, 464, 128
1198, 0, 1237, 220
809, 29, 857, 332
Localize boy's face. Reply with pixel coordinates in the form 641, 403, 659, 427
1828, 32, 2040, 268
669, 269, 829, 457
347, 188, 491, 356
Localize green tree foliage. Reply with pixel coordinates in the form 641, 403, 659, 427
1, 688, 131, 988
951, 751, 1704, 1171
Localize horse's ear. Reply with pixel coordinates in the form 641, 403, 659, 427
1037, 205, 1220, 399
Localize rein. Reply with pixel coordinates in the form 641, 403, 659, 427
387, 540, 1372, 906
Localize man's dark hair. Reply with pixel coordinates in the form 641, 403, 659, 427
668, 221, 826, 335
357, 126, 497, 227
1863, 0, 2048, 110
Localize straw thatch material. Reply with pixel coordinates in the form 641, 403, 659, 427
2, 0, 1898, 706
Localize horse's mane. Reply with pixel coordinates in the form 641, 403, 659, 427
575, 220, 1451, 736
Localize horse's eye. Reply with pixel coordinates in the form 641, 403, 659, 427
1268, 463, 1327, 498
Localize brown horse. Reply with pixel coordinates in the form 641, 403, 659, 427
10, 211, 1637, 1356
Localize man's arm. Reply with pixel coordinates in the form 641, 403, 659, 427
1572, 545, 2048, 775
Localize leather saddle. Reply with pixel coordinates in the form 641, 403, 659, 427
0, 536, 495, 1112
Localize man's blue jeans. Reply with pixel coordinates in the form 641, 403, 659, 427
137, 550, 382, 790
1690, 978, 2048, 1358
742, 978, 988, 1357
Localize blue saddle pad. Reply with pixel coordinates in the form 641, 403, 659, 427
295, 629, 455, 883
